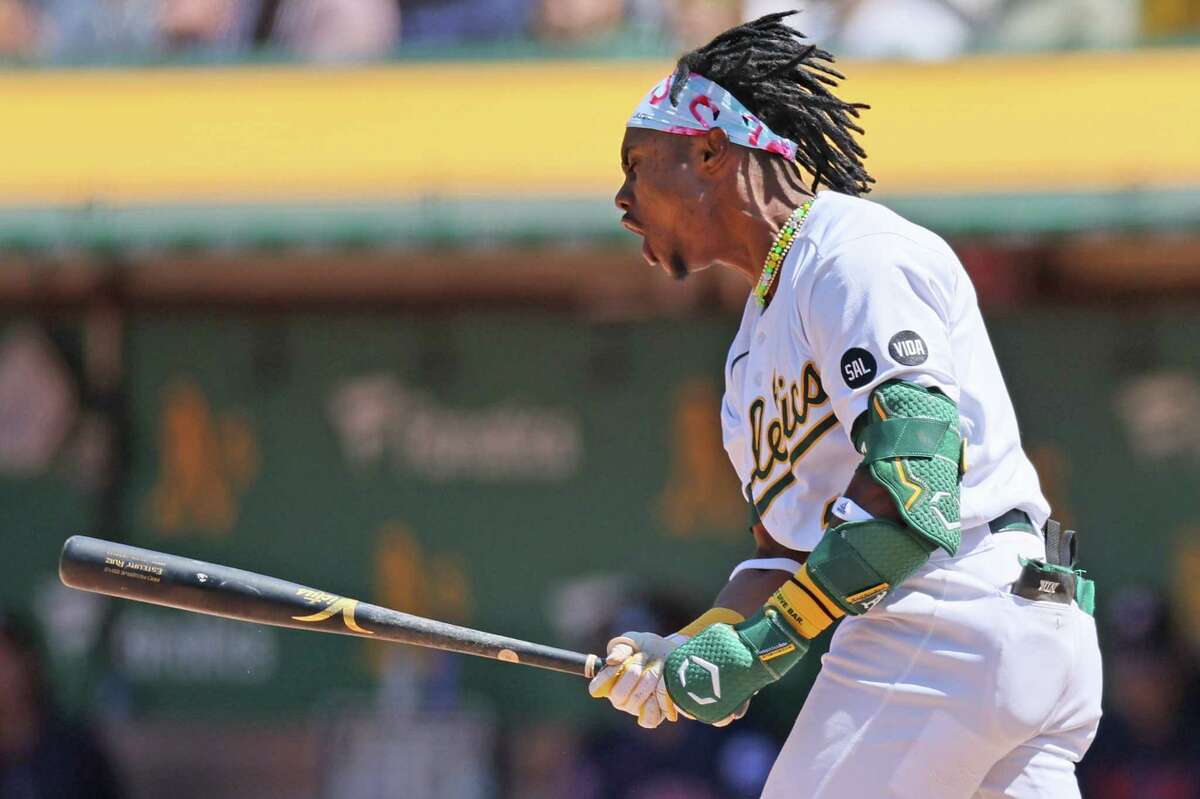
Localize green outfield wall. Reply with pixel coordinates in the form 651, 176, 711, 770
2, 308, 1198, 722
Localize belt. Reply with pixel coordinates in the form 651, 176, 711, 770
987, 508, 1036, 536
988, 509, 1077, 569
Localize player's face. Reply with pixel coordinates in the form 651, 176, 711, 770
614, 128, 719, 280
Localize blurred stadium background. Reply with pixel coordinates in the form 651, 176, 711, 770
1, 1, 1199, 797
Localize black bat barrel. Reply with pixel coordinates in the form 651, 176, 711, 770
59, 535, 598, 678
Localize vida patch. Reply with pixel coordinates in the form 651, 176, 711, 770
888, 330, 928, 366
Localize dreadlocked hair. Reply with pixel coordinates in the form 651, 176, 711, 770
670, 11, 873, 196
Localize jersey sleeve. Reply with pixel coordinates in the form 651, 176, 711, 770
801, 234, 959, 438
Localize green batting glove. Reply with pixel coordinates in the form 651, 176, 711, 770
663, 607, 807, 724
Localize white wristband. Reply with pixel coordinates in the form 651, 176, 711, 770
831, 496, 874, 522
729, 557, 804, 581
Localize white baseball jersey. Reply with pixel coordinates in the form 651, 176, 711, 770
721, 190, 1050, 553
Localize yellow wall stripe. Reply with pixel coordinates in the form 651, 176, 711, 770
2, 50, 1197, 205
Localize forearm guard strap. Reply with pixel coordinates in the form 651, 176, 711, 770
805, 518, 936, 615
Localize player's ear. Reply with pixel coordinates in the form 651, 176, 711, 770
698, 127, 733, 175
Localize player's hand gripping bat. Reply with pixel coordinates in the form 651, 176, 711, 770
59, 535, 601, 679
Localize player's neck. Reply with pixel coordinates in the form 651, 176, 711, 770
722, 165, 814, 287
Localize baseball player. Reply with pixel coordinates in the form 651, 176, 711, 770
589, 13, 1103, 798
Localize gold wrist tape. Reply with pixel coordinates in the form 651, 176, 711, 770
766, 565, 845, 640
676, 607, 746, 638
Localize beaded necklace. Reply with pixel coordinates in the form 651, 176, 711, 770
754, 200, 814, 307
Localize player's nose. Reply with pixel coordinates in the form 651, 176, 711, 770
614, 181, 633, 213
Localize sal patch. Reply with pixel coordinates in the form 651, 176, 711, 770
840, 348, 877, 389
888, 330, 928, 366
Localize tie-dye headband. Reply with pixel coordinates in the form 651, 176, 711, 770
627, 72, 798, 161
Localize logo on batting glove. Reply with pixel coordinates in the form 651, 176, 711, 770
676, 655, 722, 705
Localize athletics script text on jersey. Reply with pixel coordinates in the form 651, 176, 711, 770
746, 364, 832, 508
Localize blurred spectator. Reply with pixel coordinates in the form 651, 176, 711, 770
508, 704, 778, 799
271, 0, 399, 61
534, 0, 624, 42
12, 0, 1152, 63
399, 0, 532, 45
159, 0, 252, 53
573, 721, 778, 799
743, 0, 839, 43
1143, 0, 1200, 37
986, 0, 1138, 52
34, 0, 399, 63
0, 0, 37, 57
0, 612, 123, 799
746, 0, 978, 59
36, 0, 164, 62
1079, 587, 1200, 799
36, 0, 259, 62
746, 0, 1136, 60
837, 0, 978, 59
668, 0, 743, 48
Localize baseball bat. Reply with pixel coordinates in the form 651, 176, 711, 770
59, 535, 601, 679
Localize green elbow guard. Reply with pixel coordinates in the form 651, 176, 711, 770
857, 379, 964, 555
805, 380, 965, 616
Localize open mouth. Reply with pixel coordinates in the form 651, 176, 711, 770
621, 215, 665, 271
641, 239, 659, 267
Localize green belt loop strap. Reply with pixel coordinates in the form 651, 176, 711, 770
1075, 574, 1096, 617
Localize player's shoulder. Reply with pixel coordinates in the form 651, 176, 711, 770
804, 191, 953, 263
793, 192, 961, 292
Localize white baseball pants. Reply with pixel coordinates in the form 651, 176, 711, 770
760, 526, 1103, 798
